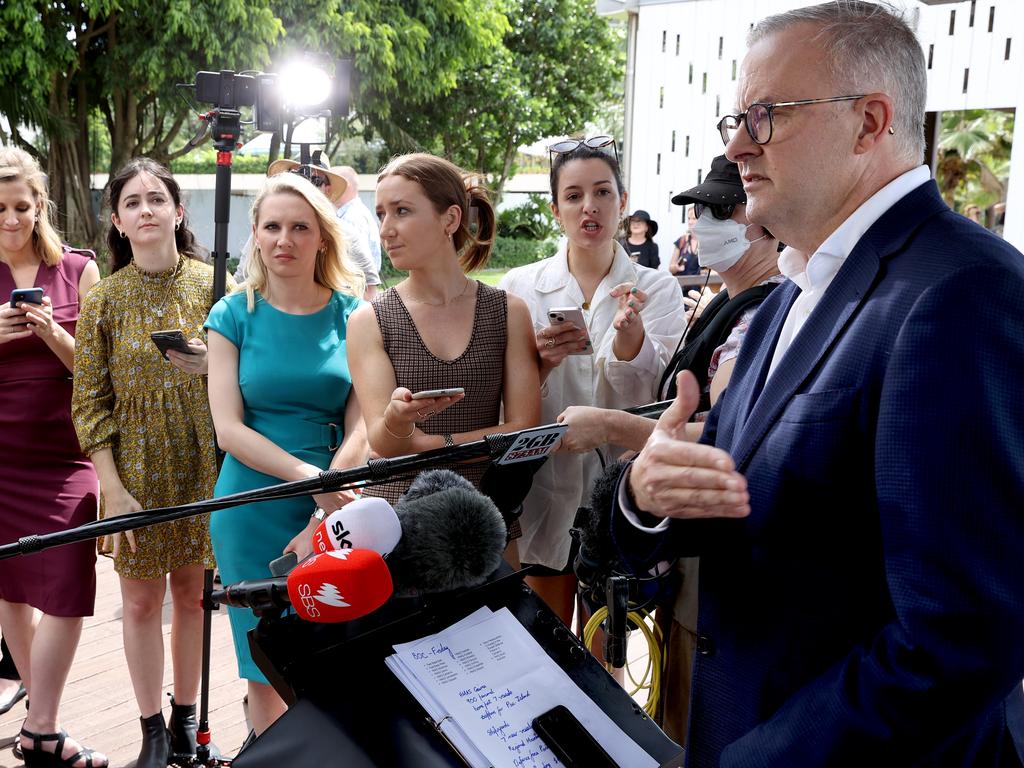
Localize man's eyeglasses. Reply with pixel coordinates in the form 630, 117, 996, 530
717, 95, 866, 146
548, 135, 619, 166
694, 202, 739, 221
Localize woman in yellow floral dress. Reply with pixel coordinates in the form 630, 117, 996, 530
72, 158, 227, 768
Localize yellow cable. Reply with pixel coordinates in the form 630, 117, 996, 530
582, 606, 664, 717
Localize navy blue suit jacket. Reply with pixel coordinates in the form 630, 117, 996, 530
613, 181, 1024, 767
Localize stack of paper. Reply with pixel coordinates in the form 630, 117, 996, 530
385, 606, 657, 768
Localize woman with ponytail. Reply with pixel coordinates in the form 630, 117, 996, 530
347, 154, 540, 534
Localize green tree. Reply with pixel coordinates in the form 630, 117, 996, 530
269, 0, 508, 163
936, 108, 1014, 217
0, 0, 283, 245
370, 0, 624, 196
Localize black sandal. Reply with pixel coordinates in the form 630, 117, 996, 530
18, 727, 108, 768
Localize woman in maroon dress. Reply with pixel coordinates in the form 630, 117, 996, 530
0, 148, 107, 767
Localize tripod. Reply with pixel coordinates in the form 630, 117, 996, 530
171, 106, 241, 768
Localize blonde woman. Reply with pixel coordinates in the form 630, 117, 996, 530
0, 147, 105, 767
205, 173, 367, 734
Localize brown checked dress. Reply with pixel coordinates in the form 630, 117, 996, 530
363, 281, 507, 504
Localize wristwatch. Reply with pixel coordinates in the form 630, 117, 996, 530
311, 507, 328, 522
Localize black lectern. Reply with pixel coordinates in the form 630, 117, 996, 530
233, 566, 684, 767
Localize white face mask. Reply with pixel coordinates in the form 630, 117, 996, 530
692, 213, 765, 271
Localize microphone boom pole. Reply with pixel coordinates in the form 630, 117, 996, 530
0, 401, 673, 563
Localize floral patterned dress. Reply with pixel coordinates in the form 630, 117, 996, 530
72, 256, 226, 579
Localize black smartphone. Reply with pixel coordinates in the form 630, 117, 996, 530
531, 705, 618, 767
150, 329, 196, 360
10, 287, 43, 308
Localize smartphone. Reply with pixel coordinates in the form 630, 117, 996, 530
531, 705, 617, 767
546, 306, 592, 355
268, 552, 298, 577
150, 329, 196, 360
411, 388, 465, 400
10, 288, 44, 308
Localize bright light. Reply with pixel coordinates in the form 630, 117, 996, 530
278, 62, 333, 110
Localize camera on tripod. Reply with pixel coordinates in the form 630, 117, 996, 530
191, 55, 351, 138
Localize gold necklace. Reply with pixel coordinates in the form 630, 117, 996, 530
134, 254, 184, 319
402, 278, 473, 307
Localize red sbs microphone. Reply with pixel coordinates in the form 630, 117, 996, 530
285, 549, 393, 623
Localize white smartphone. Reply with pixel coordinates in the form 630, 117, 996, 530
411, 387, 465, 400
547, 306, 592, 355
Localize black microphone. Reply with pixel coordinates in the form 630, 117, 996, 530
210, 578, 290, 613
572, 461, 627, 603
574, 461, 678, 668
390, 470, 508, 597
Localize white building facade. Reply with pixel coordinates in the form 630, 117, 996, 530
600, 0, 1024, 258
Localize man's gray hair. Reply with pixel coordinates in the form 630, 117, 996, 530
749, 1, 926, 163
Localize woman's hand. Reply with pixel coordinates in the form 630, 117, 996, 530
100, 486, 144, 558
609, 282, 648, 333
0, 304, 34, 345
682, 288, 713, 323
384, 387, 464, 435
557, 405, 612, 453
22, 297, 64, 342
166, 338, 208, 375
312, 486, 359, 515
536, 320, 589, 373
283, 518, 318, 562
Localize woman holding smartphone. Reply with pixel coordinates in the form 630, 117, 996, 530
347, 153, 540, 518
499, 137, 685, 624
206, 172, 367, 735
72, 158, 223, 768
0, 148, 105, 767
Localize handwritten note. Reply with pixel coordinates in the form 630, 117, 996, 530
387, 607, 656, 768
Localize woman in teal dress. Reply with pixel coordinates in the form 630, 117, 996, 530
205, 172, 366, 735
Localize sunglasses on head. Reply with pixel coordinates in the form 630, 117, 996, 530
694, 202, 740, 221
548, 135, 620, 167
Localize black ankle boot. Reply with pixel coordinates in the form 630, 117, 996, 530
167, 696, 198, 757
137, 712, 170, 768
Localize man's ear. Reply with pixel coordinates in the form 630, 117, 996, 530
855, 92, 895, 154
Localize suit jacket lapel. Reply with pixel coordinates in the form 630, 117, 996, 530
727, 180, 948, 470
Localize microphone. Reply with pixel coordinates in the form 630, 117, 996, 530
388, 470, 508, 597
311, 496, 402, 556
211, 549, 393, 623
573, 461, 678, 667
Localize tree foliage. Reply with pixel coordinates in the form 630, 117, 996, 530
0, 0, 283, 244
0, 0, 622, 243
936, 108, 1013, 218
373, 0, 625, 196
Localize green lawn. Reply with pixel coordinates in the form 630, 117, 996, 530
470, 268, 509, 286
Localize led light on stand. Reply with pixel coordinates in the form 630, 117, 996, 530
278, 62, 333, 111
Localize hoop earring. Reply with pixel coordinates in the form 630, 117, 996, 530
175, 221, 181, 230
119, 230, 127, 239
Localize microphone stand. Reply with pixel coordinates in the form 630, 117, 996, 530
0, 401, 672, 761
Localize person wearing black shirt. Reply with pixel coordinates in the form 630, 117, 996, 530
621, 209, 660, 269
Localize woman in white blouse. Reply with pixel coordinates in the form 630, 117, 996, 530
499, 137, 684, 624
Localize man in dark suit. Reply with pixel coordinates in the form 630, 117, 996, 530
611, 2, 1024, 766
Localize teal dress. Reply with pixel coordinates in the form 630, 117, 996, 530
205, 289, 362, 682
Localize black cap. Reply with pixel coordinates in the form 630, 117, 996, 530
671, 155, 745, 207
627, 209, 658, 238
